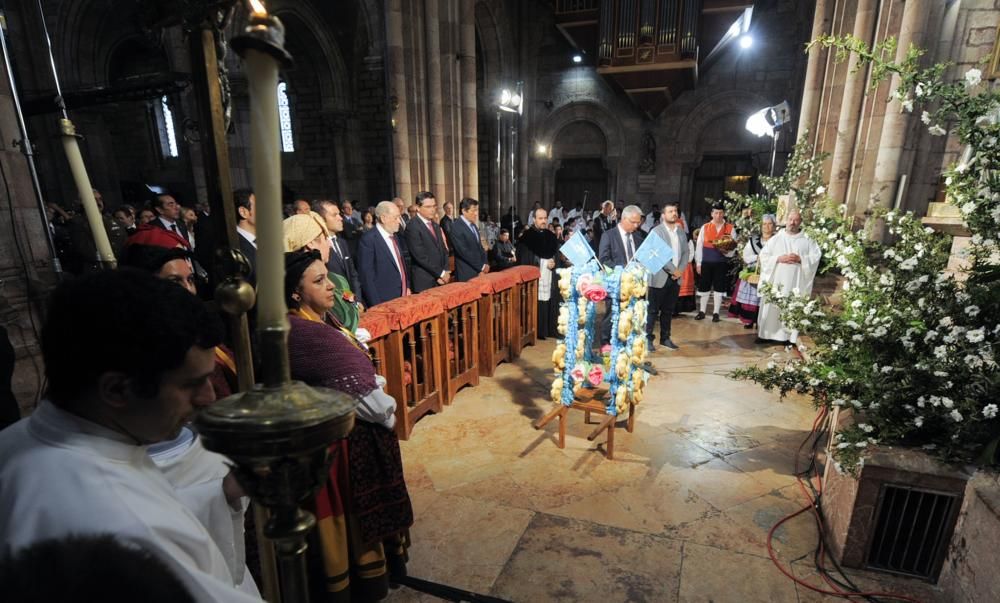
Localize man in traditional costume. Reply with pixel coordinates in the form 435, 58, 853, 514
517, 208, 561, 339
0, 270, 260, 602
694, 203, 738, 322
757, 209, 822, 343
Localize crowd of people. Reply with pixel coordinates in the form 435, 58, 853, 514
2, 187, 820, 602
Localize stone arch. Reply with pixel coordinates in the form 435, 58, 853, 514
669, 89, 774, 158
56, 0, 156, 87
538, 101, 626, 158
474, 1, 505, 98
271, 1, 351, 113
533, 102, 627, 206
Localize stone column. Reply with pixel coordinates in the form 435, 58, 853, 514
459, 0, 479, 200
869, 0, 929, 217
387, 0, 413, 201
797, 0, 834, 146
424, 0, 447, 199
827, 0, 879, 206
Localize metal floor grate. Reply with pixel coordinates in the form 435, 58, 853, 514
865, 484, 958, 579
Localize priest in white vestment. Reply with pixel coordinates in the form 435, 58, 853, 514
0, 271, 261, 602
757, 210, 822, 343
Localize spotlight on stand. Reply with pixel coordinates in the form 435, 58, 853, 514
536, 143, 549, 156
745, 100, 792, 176
739, 35, 753, 49
572, 54, 583, 63
498, 84, 523, 114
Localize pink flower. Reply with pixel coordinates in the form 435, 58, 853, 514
587, 364, 604, 387
600, 344, 612, 354
576, 274, 594, 295
583, 285, 607, 302
570, 365, 586, 383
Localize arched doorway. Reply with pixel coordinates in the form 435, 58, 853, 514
552, 121, 609, 211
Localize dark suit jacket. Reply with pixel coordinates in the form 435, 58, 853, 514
237, 231, 257, 286
599, 226, 645, 268
327, 235, 363, 298
450, 218, 487, 282
151, 216, 190, 245
591, 214, 616, 252
404, 217, 448, 293
358, 227, 410, 307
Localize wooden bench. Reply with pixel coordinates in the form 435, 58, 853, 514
368, 295, 447, 440
421, 282, 481, 405
506, 265, 541, 358
468, 271, 519, 377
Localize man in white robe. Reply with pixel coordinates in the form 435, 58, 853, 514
757, 209, 822, 343
0, 271, 260, 602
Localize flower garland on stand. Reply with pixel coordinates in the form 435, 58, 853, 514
552, 261, 651, 417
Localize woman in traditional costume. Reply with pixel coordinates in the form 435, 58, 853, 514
284, 250, 412, 602
728, 214, 776, 328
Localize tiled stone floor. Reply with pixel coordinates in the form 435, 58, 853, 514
386, 314, 945, 602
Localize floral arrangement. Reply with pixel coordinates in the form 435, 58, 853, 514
551, 260, 650, 415
730, 36, 1000, 474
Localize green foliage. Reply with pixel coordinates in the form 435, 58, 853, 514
730, 37, 1000, 474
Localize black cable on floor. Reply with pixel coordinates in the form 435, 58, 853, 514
393, 576, 513, 603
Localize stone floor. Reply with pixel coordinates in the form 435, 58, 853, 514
385, 314, 945, 602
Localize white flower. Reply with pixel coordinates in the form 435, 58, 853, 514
965, 68, 983, 88
924, 330, 938, 342
933, 370, 949, 377
899, 257, 919, 271
855, 441, 868, 448
766, 361, 777, 370
874, 326, 888, 338
816, 186, 826, 195
859, 423, 874, 433
934, 345, 949, 360
965, 305, 980, 317
928, 124, 946, 136
837, 442, 851, 449
827, 371, 836, 380
962, 201, 977, 215
901, 96, 914, 112
942, 397, 955, 409
921, 111, 932, 125
914, 416, 924, 427
915, 83, 926, 97
984, 404, 998, 419
965, 354, 984, 368
967, 328, 985, 343
940, 316, 953, 327
950, 409, 963, 422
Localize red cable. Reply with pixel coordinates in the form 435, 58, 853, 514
763, 407, 925, 603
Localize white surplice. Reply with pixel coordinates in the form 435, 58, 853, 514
757, 229, 821, 343
0, 401, 261, 602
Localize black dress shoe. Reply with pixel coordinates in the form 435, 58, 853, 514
661, 338, 679, 350
712, 313, 720, 323
695, 311, 706, 320
743, 323, 755, 329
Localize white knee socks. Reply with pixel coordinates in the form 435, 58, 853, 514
713, 292, 724, 314
698, 292, 709, 313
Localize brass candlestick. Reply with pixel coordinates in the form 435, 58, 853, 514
197, 5, 355, 603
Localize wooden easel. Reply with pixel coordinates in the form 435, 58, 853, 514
532, 385, 635, 460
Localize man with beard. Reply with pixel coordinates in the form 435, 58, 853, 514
757, 209, 821, 343
517, 209, 561, 339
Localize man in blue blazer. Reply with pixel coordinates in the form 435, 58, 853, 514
315, 200, 363, 301
404, 191, 451, 292
358, 201, 411, 307
598, 204, 644, 346
449, 197, 490, 282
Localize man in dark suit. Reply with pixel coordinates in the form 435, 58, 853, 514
403, 191, 451, 293
591, 200, 617, 252
449, 198, 489, 282
150, 194, 190, 243
340, 200, 362, 257
315, 200, 363, 300
233, 188, 257, 286
439, 200, 456, 238
357, 200, 410, 307
599, 204, 644, 345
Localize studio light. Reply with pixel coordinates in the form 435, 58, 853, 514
498, 83, 524, 114
572, 54, 583, 63
536, 143, 548, 156
745, 100, 793, 176
739, 35, 753, 49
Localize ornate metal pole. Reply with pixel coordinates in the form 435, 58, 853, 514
196, 3, 357, 603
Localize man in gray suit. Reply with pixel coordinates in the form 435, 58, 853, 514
647, 202, 689, 350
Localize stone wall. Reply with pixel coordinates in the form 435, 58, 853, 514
939, 471, 1000, 600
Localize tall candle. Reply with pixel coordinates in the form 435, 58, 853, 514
244, 47, 285, 332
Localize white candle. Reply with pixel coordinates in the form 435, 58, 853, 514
244, 47, 285, 331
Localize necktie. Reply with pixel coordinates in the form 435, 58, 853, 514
426, 220, 438, 241
331, 237, 342, 259
469, 222, 478, 239
170, 223, 178, 233
626, 234, 635, 262
390, 235, 408, 294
